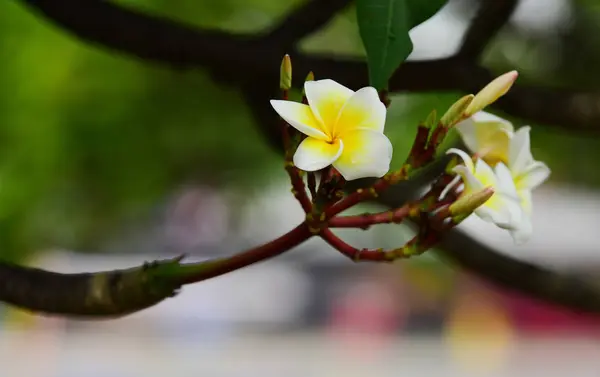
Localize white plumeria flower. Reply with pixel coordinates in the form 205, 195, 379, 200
455, 111, 551, 243
447, 148, 523, 231
270, 79, 393, 181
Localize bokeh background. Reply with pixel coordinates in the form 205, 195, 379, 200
1, 0, 600, 376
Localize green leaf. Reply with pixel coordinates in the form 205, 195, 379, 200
356, 0, 448, 90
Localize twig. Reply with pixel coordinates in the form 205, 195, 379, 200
328, 203, 413, 229
320, 220, 437, 262
174, 222, 312, 284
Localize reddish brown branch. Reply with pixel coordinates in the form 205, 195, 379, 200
177, 222, 312, 284
286, 164, 312, 213
329, 203, 414, 229
280, 86, 312, 213
320, 229, 387, 262
307, 172, 317, 199
320, 223, 437, 263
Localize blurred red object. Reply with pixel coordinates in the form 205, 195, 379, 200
502, 291, 600, 335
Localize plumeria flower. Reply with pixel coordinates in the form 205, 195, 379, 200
455, 113, 551, 244
446, 148, 523, 232
270, 79, 393, 181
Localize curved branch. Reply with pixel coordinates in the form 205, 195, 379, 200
0, 223, 312, 318
435, 229, 600, 313
19, 0, 600, 133
262, 0, 352, 47
21, 0, 258, 67
457, 0, 519, 59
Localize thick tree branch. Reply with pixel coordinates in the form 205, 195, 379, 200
20, 0, 263, 70
437, 229, 600, 313
0, 223, 312, 317
262, 0, 352, 47
19, 0, 600, 132
457, 0, 519, 59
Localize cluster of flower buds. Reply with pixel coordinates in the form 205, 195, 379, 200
271, 55, 550, 262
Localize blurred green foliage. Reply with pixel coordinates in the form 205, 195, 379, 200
0, 0, 599, 261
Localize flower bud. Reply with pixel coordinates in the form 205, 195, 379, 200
449, 186, 495, 221
280, 54, 292, 90
465, 71, 518, 116
440, 95, 474, 127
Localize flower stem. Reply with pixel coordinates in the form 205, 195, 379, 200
307, 171, 317, 199
328, 203, 415, 229
172, 222, 312, 285
320, 228, 434, 262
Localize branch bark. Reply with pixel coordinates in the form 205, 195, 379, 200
0, 223, 312, 318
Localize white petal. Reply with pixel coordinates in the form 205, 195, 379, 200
455, 112, 513, 161
333, 128, 392, 180
453, 165, 485, 191
516, 161, 551, 191
494, 162, 519, 200
453, 159, 523, 229
517, 189, 533, 215
473, 205, 500, 224
447, 148, 475, 174
335, 87, 386, 134
476, 194, 522, 229
270, 100, 327, 140
293, 137, 343, 172
509, 126, 533, 175
509, 214, 532, 245
304, 79, 354, 135
470, 158, 504, 198
439, 175, 461, 200
477, 161, 521, 228
471, 111, 515, 128
474, 159, 499, 184
454, 117, 480, 152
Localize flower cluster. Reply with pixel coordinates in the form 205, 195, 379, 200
447, 73, 551, 244
271, 55, 550, 251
